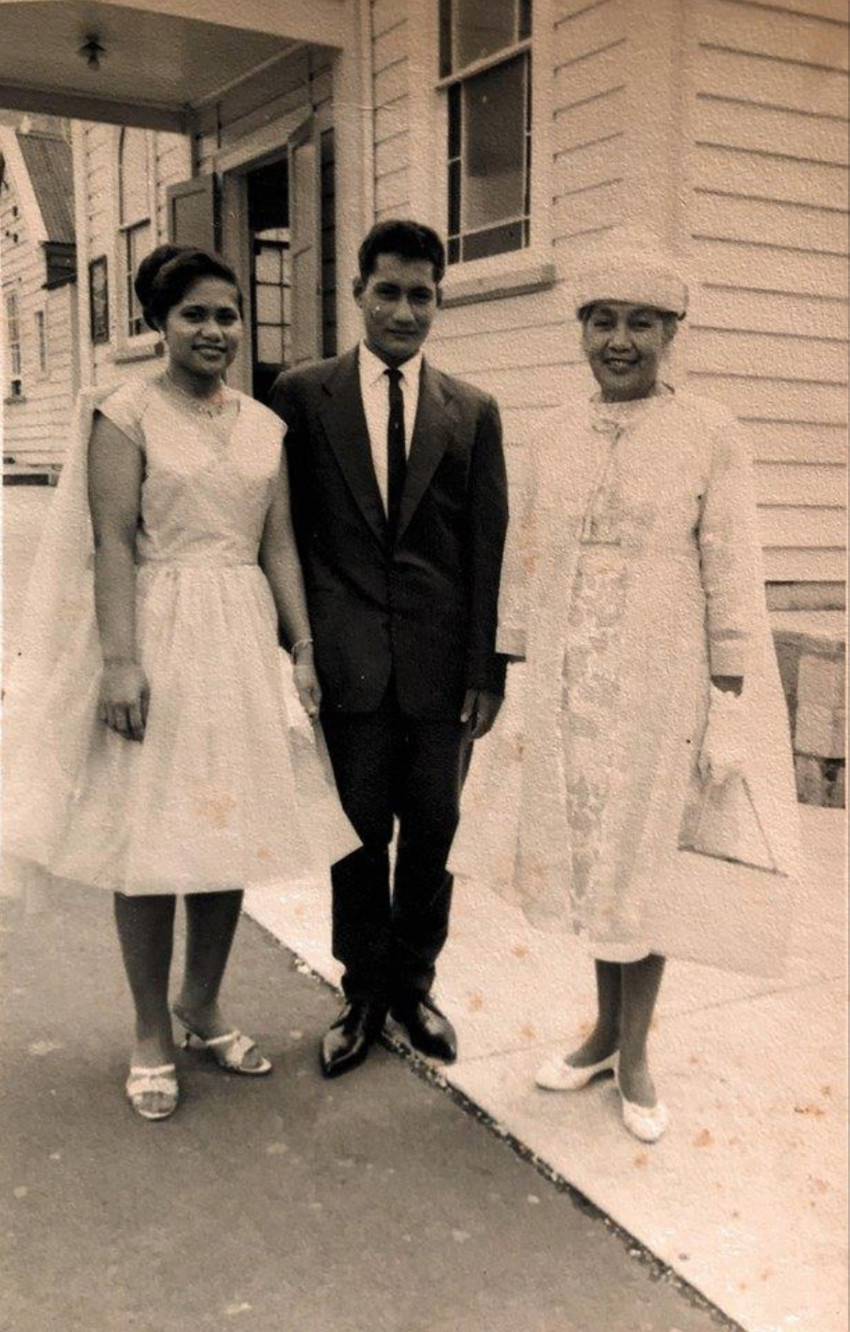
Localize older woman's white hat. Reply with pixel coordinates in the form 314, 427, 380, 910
572, 225, 689, 318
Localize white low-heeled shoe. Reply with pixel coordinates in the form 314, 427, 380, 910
618, 1082, 670, 1143
535, 1050, 618, 1092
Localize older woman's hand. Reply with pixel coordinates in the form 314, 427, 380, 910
698, 685, 746, 785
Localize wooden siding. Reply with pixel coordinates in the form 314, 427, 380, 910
85, 123, 190, 388
1, 167, 77, 465
372, 0, 413, 220
77, 44, 332, 394
686, 0, 849, 588
191, 49, 314, 170
552, 0, 627, 243
429, 0, 628, 444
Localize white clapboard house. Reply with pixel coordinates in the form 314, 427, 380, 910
0, 119, 78, 477
0, 0, 846, 797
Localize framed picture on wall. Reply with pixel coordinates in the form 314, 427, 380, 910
88, 256, 109, 345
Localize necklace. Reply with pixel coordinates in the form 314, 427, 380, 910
164, 371, 227, 417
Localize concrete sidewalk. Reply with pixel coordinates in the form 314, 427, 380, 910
248, 804, 847, 1332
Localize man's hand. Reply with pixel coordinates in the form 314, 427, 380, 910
460, 689, 503, 739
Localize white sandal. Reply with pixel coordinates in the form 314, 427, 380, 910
535, 1050, 618, 1091
125, 1064, 179, 1121
176, 1017, 272, 1076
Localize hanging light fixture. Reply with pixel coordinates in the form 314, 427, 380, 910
78, 35, 106, 69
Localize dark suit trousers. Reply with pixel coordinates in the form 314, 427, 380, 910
322, 684, 473, 1004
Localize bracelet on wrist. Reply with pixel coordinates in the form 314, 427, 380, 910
291, 637, 314, 664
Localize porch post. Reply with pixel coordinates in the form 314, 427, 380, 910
620, 0, 689, 250
620, 0, 692, 381
332, 0, 374, 349
71, 122, 94, 391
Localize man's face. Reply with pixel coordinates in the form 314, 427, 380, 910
354, 253, 439, 365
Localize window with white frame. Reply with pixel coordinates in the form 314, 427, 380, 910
439, 0, 532, 265
35, 308, 48, 375
4, 289, 22, 396
118, 127, 153, 338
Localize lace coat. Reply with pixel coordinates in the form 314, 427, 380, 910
453, 388, 801, 978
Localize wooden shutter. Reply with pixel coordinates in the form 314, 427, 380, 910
166, 174, 218, 252
288, 121, 322, 365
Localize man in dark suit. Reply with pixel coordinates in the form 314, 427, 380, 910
269, 220, 508, 1077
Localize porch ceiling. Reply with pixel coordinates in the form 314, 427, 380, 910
0, 0, 347, 130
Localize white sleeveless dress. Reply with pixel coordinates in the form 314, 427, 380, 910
3, 375, 358, 895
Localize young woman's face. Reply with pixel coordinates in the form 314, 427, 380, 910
582, 301, 675, 402
163, 277, 242, 380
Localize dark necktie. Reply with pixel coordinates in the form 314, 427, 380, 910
385, 367, 406, 536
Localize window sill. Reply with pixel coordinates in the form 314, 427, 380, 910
4, 394, 28, 405
440, 256, 556, 309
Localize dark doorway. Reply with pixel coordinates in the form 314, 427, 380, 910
246, 157, 290, 404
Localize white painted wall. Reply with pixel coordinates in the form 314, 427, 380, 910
368, 0, 848, 596
1, 147, 78, 466
683, 0, 848, 592
78, 121, 191, 390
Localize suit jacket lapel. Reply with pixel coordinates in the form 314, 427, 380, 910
318, 348, 387, 546
396, 362, 453, 543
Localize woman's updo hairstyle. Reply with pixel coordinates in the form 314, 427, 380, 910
134, 244, 243, 332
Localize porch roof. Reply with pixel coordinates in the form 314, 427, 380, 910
0, 0, 348, 130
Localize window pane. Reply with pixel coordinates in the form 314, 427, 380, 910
439, 0, 452, 76
126, 221, 152, 336
36, 310, 48, 372
462, 219, 524, 262
119, 128, 150, 225
6, 292, 22, 378
256, 285, 282, 324
448, 82, 461, 161
462, 55, 526, 232
453, 0, 518, 70
257, 326, 280, 364
128, 221, 153, 275
255, 247, 281, 285
448, 159, 461, 239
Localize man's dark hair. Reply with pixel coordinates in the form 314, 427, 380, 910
357, 220, 446, 286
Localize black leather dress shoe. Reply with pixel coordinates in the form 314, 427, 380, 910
320, 1000, 388, 1079
391, 996, 458, 1063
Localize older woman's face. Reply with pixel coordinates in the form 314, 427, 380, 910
582, 302, 675, 402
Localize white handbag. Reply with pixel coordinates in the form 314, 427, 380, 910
678, 773, 784, 875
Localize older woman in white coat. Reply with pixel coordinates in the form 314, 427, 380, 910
482, 230, 800, 1143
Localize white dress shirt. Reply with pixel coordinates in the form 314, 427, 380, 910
358, 340, 423, 513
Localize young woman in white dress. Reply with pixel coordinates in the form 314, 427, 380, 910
457, 229, 800, 1143
3, 246, 357, 1120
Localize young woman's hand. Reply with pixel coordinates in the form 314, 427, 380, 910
293, 645, 322, 720
98, 661, 150, 742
